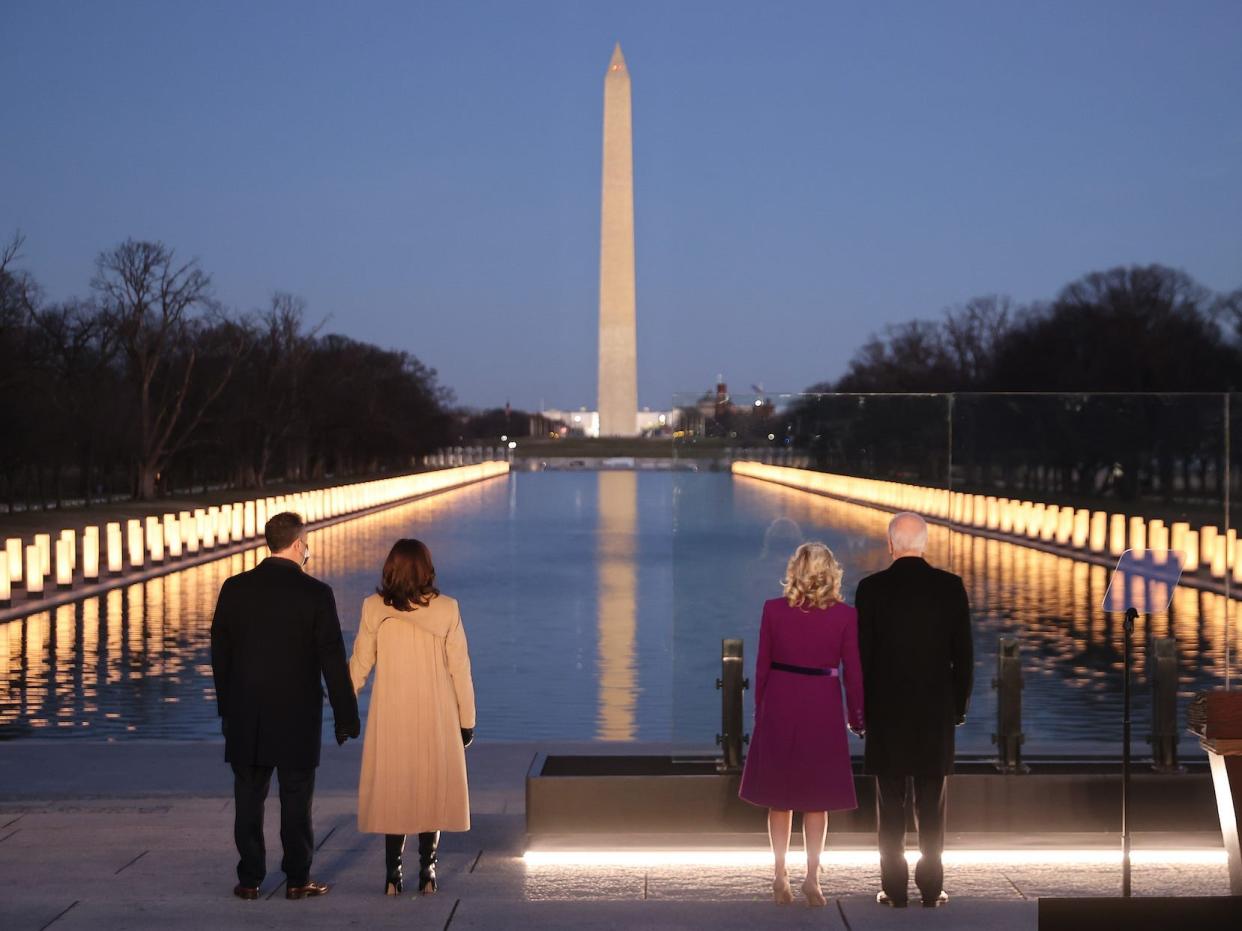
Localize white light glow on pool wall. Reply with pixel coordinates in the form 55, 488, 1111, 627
0, 461, 509, 607
732, 461, 1237, 583
522, 848, 1226, 868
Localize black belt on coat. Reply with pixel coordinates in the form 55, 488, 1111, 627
770, 661, 839, 677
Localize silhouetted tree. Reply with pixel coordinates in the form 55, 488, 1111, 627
92, 239, 243, 499
460, 407, 530, 441
1, 234, 459, 509
790, 264, 1241, 506
989, 265, 1233, 391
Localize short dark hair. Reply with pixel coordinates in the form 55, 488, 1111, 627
377, 539, 439, 610
265, 511, 305, 552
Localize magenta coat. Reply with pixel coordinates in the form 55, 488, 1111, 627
738, 597, 865, 812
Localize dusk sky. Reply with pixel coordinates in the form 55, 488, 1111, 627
3, 1, 1240, 410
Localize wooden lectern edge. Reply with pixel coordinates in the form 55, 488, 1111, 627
1201, 738, 1242, 757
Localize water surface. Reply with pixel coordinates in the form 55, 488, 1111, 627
1, 471, 1231, 752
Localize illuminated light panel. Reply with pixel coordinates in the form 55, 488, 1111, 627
521, 848, 1226, 869
0, 462, 507, 612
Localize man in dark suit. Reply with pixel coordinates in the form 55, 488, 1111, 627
211, 511, 360, 901
855, 512, 973, 909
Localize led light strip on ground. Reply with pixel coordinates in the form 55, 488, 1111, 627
522, 848, 1226, 868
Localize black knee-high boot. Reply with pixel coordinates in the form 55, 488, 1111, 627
384, 834, 405, 895
417, 831, 439, 894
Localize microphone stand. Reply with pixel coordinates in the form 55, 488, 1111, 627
1122, 605, 1137, 898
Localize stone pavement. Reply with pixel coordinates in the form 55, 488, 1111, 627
0, 741, 1230, 930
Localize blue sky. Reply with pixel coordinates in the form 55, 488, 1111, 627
2, 1, 1240, 409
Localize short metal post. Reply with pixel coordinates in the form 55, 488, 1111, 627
716, 638, 749, 773
991, 637, 1027, 773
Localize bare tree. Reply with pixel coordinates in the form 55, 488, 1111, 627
941, 295, 1015, 386
1212, 287, 1242, 343
249, 292, 321, 484
92, 239, 242, 499
0, 232, 42, 394
26, 298, 123, 505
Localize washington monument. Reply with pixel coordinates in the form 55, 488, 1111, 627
597, 43, 638, 437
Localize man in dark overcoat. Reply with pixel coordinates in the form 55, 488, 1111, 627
211, 511, 359, 900
856, 511, 973, 908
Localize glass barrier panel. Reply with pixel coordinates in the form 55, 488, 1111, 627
947, 393, 1227, 758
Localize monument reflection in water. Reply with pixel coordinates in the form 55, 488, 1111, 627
597, 471, 639, 740
0, 471, 1235, 751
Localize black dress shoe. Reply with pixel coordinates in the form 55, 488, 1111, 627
286, 879, 330, 899
876, 891, 909, 908
922, 891, 949, 907
233, 883, 259, 901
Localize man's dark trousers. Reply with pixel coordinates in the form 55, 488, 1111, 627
232, 763, 316, 887
876, 774, 946, 903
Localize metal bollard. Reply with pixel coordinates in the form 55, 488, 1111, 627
1148, 637, 1181, 773
992, 637, 1027, 773
716, 638, 749, 773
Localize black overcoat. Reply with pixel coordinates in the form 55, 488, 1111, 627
210, 557, 359, 769
856, 557, 974, 776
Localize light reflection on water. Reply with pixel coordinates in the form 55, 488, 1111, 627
718, 476, 1233, 751
597, 472, 639, 740
0, 472, 1233, 750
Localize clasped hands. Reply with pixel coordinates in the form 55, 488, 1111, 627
845, 718, 964, 737
222, 717, 472, 747
335, 721, 361, 746
333, 724, 474, 747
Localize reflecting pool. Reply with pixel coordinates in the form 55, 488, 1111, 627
0, 471, 1233, 752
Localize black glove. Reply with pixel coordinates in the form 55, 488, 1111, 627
955, 715, 966, 727
461, 727, 474, 748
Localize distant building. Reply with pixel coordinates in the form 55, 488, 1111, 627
678, 378, 775, 439
538, 407, 679, 439
694, 379, 774, 421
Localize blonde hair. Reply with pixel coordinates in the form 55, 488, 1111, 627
782, 542, 843, 610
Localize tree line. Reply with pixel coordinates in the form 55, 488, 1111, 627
1, 234, 454, 506
824, 264, 1241, 394
746, 264, 1242, 510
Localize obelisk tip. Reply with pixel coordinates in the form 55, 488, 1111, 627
607, 43, 627, 74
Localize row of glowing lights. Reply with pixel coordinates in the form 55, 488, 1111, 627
427, 445, 516, 460
734, 462, 1239, 580
0, 462, 509, 603
523, 848, 1225, 867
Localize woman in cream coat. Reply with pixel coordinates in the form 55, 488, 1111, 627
349, 539, 476, 896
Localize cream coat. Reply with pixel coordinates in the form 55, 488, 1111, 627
350, 592, 476, 834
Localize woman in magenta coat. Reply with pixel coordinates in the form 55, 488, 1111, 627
739, 542, 865, 907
